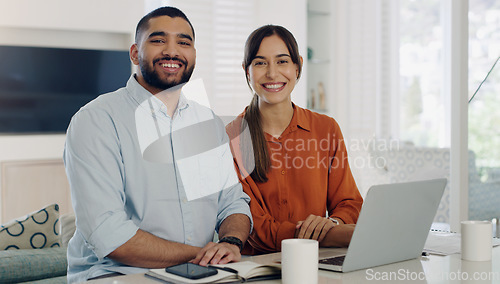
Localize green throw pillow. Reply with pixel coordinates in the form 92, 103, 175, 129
0, 204, 60, 250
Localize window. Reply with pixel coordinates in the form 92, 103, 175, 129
332, 0, 482, 229
468, 0, 500, 222
468, 0, 500, 178
399, 0, 447, 148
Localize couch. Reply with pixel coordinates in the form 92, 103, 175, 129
0, 247, 68, 283
351, 142, 500, 223
0, 208, 75, 283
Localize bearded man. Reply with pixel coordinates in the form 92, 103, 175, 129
63, 6, 252, 283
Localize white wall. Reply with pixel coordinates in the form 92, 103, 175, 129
0, 0, 144, 163
0, 0, 142, 33
0, 135, 66, 161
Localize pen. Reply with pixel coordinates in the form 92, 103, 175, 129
209, 265, 238, 274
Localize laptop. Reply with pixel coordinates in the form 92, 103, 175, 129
319, 178, 447, 273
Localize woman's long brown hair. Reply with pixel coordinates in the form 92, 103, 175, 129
242, 25, 302, 183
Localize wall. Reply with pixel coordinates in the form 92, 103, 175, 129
0, 0, 142, 33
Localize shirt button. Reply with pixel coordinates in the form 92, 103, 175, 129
182, 198, 187, 203
187, 236, 192, 241
281, 170, 285, 175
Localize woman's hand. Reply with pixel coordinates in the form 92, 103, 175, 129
295, 214, 338, 242
319, 224, 356, 247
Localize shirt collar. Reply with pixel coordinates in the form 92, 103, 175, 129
264, 103, 311, 141
126, 74, 151, 105
126, 74, 190, 117
280, 103, 311, 137
292, 103, 311, 132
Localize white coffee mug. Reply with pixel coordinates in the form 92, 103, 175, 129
461, 220, 492, 261
281, 239, 318, 284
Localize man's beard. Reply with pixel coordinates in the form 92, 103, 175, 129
139, 57, 194, 90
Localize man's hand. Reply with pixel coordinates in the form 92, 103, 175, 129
190, 213, 249, 266
190, 241, 241, 266
295, 214, 338, 242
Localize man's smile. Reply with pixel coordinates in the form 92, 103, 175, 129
158, 60, 183, 73
160, 63, 180, 68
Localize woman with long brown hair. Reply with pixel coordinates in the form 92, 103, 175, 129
226, 25, 363, 255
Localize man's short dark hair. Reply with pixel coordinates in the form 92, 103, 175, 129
135, 6, 195, 43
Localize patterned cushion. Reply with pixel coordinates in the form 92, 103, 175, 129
0, 204, 60, 250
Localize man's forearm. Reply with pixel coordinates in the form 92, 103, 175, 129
218, 214, 251, 243
107, 229, 201, 268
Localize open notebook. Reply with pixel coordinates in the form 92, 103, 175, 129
145, 261, 281, 283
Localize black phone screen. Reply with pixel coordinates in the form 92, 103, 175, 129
165, 263, 218, 279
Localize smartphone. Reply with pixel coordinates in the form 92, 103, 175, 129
165, 263, 218, 279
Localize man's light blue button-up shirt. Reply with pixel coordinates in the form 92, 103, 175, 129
63, 75, 252, 283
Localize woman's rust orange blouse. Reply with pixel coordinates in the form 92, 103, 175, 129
226, 105, 363, 255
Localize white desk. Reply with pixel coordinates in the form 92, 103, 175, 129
88, 246, 500, 283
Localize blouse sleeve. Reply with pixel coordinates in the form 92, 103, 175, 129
326, 120, 363, 224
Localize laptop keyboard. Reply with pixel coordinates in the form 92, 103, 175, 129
319, 255, 345, 266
